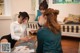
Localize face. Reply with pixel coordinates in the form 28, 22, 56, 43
22, 18, 28, 24
40, 10, 45, 14
18, 16, 28, 24
39, 6, 45, 14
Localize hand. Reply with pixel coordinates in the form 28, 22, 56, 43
20, 36, 29, 42
28, 36, 35, 41
29, 30, 37, 35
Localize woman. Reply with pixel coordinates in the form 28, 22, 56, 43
30, 0, 48, 34
36, 8, 63, 53
35, 0, 48, 22
0, 12, 30, 48
35, 0, 48, 27
36, 0, 48, 27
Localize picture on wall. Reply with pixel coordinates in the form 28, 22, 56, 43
53, 0, 80, 4
53, 0, 64, 3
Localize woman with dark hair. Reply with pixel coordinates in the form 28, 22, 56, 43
35, 0, 48, 27
30, 0, 48, 35
38, 0, 48, 27
39, 0, 48, 10
36, 8, 63, 53
0, 12, 30, 48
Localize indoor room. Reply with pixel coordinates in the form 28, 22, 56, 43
0, 0, 80, 53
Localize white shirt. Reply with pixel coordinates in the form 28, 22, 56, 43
10, 21, 27, 40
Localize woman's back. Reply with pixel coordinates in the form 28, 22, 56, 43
37, 27, 63, 53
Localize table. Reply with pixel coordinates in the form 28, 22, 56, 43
11, 34, 37, 53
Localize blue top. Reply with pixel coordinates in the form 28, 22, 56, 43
35, 10, 42, 21
36, 27, 63, 53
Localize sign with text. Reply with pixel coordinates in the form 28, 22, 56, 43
0, 43, 11, 53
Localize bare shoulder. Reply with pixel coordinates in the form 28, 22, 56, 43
39, 15, 44, 19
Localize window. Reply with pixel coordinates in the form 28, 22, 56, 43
0, 0, 11, 16
0, 0, 4, 15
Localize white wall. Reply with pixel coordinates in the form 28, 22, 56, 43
0, 16, 12, 36
11, 0, 35, 21
11, 0, 35, 15
49, 0, 80, 22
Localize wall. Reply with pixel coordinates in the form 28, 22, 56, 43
0, 16, 12, 36
49, 0, 80, 22
11, 0, 35, 15
11, 0, 35, 21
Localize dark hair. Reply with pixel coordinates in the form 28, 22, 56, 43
39, 0, 48, 10
18, 12, 29, 20
44, 8, 60, 34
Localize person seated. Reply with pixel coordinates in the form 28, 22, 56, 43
0, 12, 30, 48
36, 8, 63, 53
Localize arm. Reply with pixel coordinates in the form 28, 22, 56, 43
10, 23, 29, 41
10, 23, 20, 40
